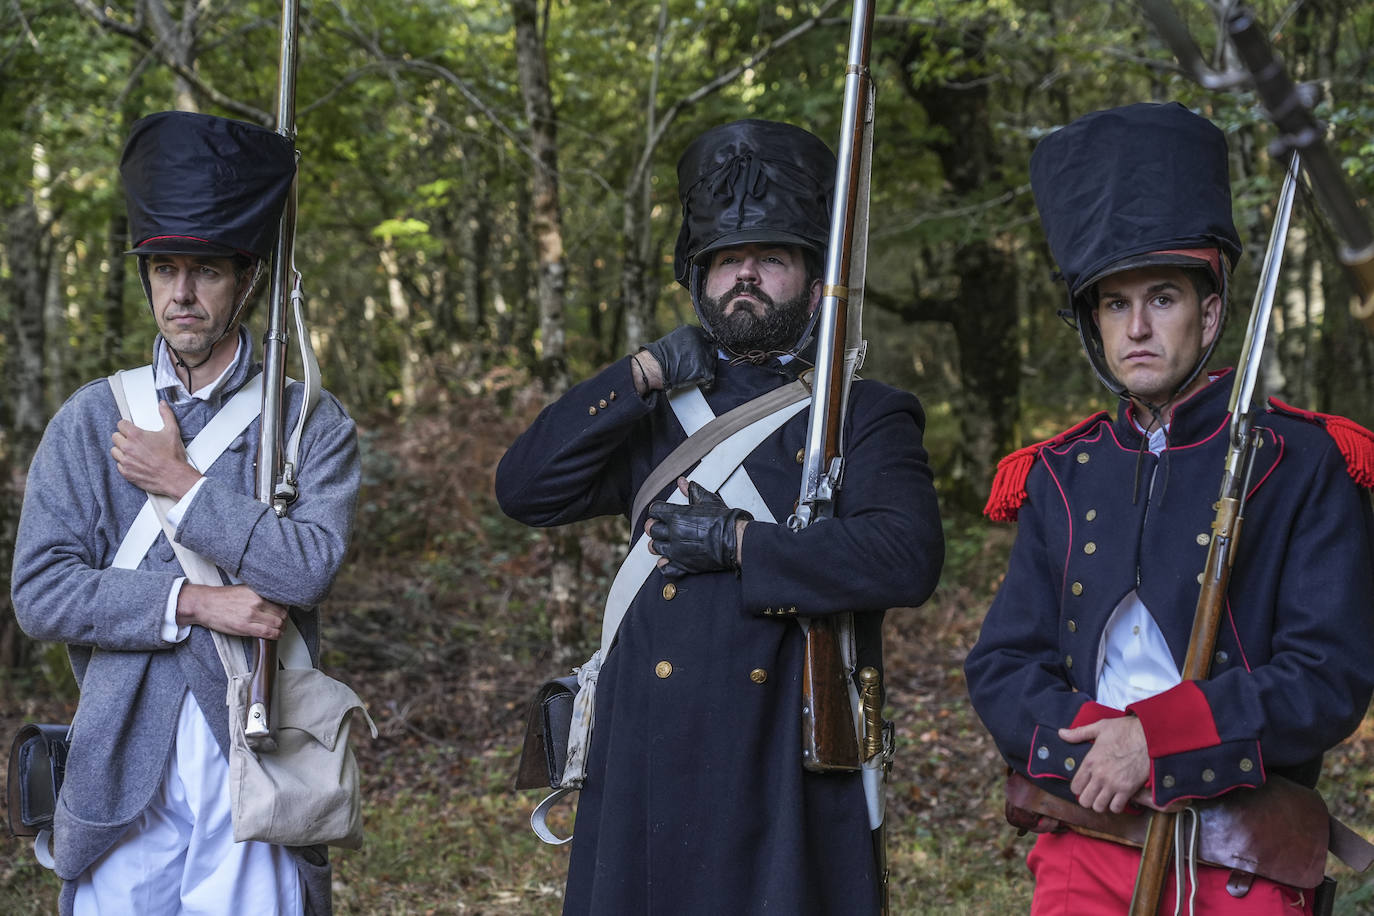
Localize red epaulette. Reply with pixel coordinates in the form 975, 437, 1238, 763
984, 411, 1111, 522
1267, 397, 1374, 489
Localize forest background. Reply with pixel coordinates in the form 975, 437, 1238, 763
3, 0, 1374, 912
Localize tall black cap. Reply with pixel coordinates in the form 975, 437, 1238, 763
673, 119, 835, 287
1030, 102, 1244, 404
1030, 102, 1241, 298
120, 110, 296, 260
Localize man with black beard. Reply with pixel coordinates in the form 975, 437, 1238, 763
496, 119, 944, 914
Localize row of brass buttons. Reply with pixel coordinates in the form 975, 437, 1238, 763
653, 660, 768, 684
586, 390, 619, 416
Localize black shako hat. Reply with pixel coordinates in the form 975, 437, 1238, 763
1030, 102, 1243, 403
673, 119, 835, 287
1030, 101, 1242, 299
120, 110, 296, 260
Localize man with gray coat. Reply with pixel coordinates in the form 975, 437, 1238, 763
11, 111, 359, 915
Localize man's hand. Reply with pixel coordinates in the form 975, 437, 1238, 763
1059, 715, 1151, 814
639, 326, 716, 394
645, 478, 751, 578
176, 584, 288, 640
111, 401, 202, 500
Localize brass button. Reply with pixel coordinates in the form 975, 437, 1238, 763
1197, 572, 1205, 584
1215, 650, 1229, 665
1077, 452, 1090, 464
1071, 581, 1084, 596
1162, 775, 1176, 789
1196, 532, 1210, 546
749, 668, 768, 684
1037, 746, 1050, 760
662, 583, 677, 600
763, 607, 774, 616
1202, 768, 1215, 783
1064, 757, 1076, 771
788, 606, 798, 615
1085, 509, 1097, 521
1064, 655, 1073, 669
599, 399, 608, 409
1083, 542, 1096, 555
1067, 619, 1077, 633
795, 448, 804, 464
655, 660, 673, 679
609, 391, 617, 401
1239, 758, 1254, 773
588, 406, 598, 416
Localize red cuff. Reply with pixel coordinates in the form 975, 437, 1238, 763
1126, 681, 1221, 758
1069, 701, 1127, 729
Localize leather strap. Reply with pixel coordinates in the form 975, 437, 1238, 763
1003, 769, 1368, 889
629, 377, 810, 529
599, 385, 805, 654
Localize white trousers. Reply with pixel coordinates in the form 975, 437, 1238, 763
74, 691, 304, 915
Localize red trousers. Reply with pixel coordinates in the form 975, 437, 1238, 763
1027, 830, 1314, 915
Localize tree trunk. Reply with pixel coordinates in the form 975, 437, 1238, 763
512, 0, 582, 662
896, 24, 1020, 509
378, 242, 418, 410
1, 193, 50, 672
512, 0, 569, 394
143, 0, 200, 111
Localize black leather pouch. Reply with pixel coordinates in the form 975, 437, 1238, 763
6, 723, 71, 837
513, 676, 578, 791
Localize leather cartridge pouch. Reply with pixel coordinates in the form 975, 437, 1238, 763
1005, 769, 1331, 890
514, 675, 578, 791
6, 723, 71, 838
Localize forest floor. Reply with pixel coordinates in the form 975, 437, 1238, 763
4, 375, 1374, 914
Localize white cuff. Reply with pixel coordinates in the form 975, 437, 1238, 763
163, 578, 192, 643
165, 477, 208, 533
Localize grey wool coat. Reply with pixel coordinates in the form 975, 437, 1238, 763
11, 333, 360, 916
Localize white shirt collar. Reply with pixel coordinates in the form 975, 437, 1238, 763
153, 332, 244, 403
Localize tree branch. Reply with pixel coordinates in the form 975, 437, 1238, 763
72, 0, 271, 124
866, 283, 959, 325
627, 0, 846, 195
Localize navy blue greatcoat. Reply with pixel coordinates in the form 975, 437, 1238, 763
965, 372, 1374, 807
496, 348, 943, 915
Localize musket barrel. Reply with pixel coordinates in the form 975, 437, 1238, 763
1227, 153, 1300, 424
247, 0, 302, 745
796, 0, 874, 529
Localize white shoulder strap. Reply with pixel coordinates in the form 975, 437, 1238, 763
109, 367, 264, 571
107, 369, 311, 671
597, 385, 804, 654
536, 383, 806, 843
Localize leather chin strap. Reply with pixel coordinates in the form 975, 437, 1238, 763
136, 256, 264, 389
1072, 263, 1230, 416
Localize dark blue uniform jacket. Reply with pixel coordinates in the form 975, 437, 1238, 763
966, 372, 1374, 808
496, 349, 943, 915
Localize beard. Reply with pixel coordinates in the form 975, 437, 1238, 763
698, 283, 813, 355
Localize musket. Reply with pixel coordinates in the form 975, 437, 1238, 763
792, 0, 875, 775
1128, 151, 1301, 915
245, 0, 302, 747
1139, 0, 1374, 330
790, 0, 888, 908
